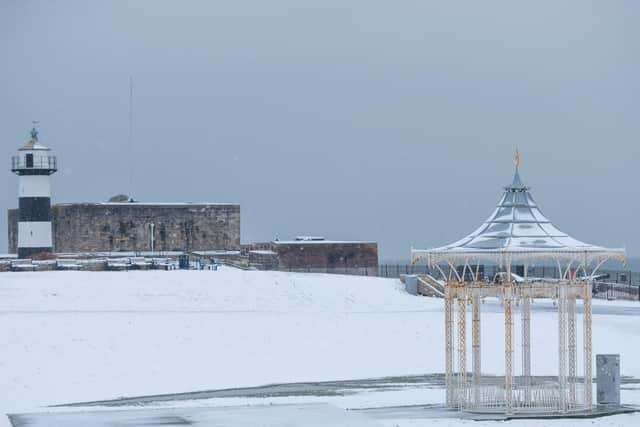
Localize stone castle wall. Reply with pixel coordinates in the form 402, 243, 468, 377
274, 241, 378, 270
245, 241, 378, 275
8, 203, 240, 253
7, 209, 17, 254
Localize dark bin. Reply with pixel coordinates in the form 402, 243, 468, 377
178, 255, 190, 270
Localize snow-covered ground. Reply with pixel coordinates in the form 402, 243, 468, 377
1, 268, 639, 426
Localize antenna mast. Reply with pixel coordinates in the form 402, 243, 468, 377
128, 76, 134, 199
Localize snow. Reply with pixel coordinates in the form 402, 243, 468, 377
57, 251, 185, 257
273, 240, 376, 244
55, 202, 237, 206
191, 250, 241, 256
1, 268, 640, 426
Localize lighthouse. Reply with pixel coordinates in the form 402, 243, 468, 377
11, 125, 57, 258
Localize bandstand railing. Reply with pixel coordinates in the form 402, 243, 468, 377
455, 380, 587, 413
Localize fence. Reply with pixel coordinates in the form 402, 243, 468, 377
377, 264, 640, 284
377, 264, 640, 301
378, 264, 435, 278
283, 266, 377, 276
592, 282, 640, 301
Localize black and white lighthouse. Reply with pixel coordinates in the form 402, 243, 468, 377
11, 126, 57, 258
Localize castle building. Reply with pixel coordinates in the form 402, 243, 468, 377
7, 202, 241, 254
247, 237, 378, 275
8, 127, 240, 257
10, 127, 57, 258
6, 127, 370, 273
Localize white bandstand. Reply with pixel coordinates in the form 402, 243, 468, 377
411, 152, 625, 414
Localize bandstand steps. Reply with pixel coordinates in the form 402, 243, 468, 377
417, 275, 446, 298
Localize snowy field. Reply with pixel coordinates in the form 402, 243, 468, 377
1, 268, 640, 426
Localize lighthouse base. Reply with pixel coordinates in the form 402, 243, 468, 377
18, 247, 53, 259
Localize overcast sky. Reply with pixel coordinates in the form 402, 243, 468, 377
1, 0, 639, 260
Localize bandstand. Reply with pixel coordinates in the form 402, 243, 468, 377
411, 153, 625, 414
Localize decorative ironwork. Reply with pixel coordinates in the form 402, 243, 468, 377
558, 284, 568, 412
522, 296, 531, 402
440, 279, 594, 413
568, 295, 577, 407
584, 286, 593, 410
457, 284, 467, 407
445, 286, 454, 407
504, 282, 513, 413
472, 289, 481, 406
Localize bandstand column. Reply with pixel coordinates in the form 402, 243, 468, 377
558, 283, 568, 412
504, 266, 513, 413
445, 285, 454, 407
521, 294, 531, 403
457, 284, 467, 408
568, 291, 577, 408
472, 287, 481, 406
583, 282, 593, 410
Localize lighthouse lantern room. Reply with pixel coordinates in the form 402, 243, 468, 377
11, 125, 57, 258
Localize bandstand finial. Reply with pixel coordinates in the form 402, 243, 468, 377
514, 148, 520, 170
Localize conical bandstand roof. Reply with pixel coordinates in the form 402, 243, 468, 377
412, 166, 625, 265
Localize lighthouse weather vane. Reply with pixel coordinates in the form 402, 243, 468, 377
31, 120, 39, 139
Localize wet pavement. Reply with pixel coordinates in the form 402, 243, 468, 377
10, 374, 640, 426
10, 403, 377, 427
56, 373, 640, 408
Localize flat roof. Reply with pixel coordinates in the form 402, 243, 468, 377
191, 250, 242, 256
53, 202, 239, 207
249, 250, 278, 255
273, 240, 376, 245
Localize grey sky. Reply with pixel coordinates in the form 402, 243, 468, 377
1, 0, 639, 260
